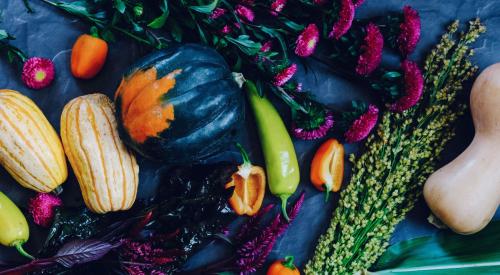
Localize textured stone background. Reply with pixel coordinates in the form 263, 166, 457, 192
0, 0, 499, 273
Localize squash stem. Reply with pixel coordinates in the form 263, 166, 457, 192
280, 195, 290, 222
283, 255, 296, 270
14, 242, 34, 260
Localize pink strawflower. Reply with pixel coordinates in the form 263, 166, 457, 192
356, 23, 383, 76
295, 24, 319, 57
235, 5, 255, 22
292, 112, 334, 140
28, 193, 63, 227
221, 24, 232, 34
270, 0, 287, 16
345, 104, 379, 143
389, 60, 424, 112
209, 8, 226, 19
22, 57, 55, 89
329, 0, 355, 39
273, 64, 297, 86
352, 0, 364, 8
260, 41, 273, 52
397, 6, 421, 56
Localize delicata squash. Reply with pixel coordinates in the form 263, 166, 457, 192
0, 89, 67, 192
61, 93, 139, 213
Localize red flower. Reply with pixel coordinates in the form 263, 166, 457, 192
270, 0, 287, 15
352, 0, 364, 8
273, 64, 297, 86
209, 8, 226, 19
329, 0, 355, 39
389, 60, 424, 112
355, 23, 383, 76
22, 57, 55, 89
235, 5, 255, 22
397, 6, 421, 56
295, 24, 319, 57
260, 41, 273, 52
345, 104, 379, 143
28, 193, 63, 227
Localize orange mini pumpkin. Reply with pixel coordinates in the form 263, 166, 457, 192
267, 256, 300, 275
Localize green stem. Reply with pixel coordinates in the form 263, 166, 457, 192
323, 183, 331, 202
282, 255, 296, 270
235, 143, 251, 166
13, 241, 34, 260
280, 194, 290, 222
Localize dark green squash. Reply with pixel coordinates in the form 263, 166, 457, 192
114, 43, 244, 163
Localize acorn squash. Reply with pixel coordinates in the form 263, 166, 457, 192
0, 89, 67, 192
114, 43, 244, 162
61, 93, 139, 213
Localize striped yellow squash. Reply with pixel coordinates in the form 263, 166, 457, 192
0, 89, 67, 192
61, 93, 139, 213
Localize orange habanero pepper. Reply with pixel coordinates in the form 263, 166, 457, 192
310, 138, 344, 201
225, 144, 266, 216
71, 33, 108, 79
267, 256, 300, 275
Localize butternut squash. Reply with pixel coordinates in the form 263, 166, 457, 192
61, 93, 139, 213
424, 63, 500, 234
0, 89, 67, 192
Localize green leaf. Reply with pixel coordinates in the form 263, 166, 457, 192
167, 19, 183, 43
382, 71, 402, 80
226, 35, 262, 56
280, 17, 304, 32
147, 12, 169, 29
371, 221, 500, 274
133, 4, 143, 17
189, 0, 219, 14
114, 0, 126, 14
0, 29, 8, 40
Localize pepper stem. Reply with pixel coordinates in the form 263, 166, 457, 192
13, 242, 34, 260
282, 255, 296, 270
235, 143, 251, 167
324, 182, 332, 202
280, 195, 290, 222
90, 26, 100, 38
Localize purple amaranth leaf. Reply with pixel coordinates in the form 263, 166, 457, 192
54, 240, 120, 268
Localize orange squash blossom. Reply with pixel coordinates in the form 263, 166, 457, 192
310, 138, 344, 201
267, 256, 300, 275
225, 144, 266, 216
71, 33, 108, 79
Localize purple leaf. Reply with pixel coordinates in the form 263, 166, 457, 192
53, 240, 120, 268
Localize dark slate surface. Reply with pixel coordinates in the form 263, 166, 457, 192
1, 0, 500, 273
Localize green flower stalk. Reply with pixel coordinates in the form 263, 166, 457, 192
304, 19, 485, 274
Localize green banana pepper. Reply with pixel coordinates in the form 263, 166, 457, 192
245, 80, 300, 221
0, 191, 33, 259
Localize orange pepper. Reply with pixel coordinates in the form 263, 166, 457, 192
71, 33, 108, 79
310, 138, 344, 201
267, 256, 300, 275
225, 144, 266, 216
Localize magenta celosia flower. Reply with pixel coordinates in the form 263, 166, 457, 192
345, 104, 379, 143
329, 0, 355, 39
352, 0, 364, 8
273, 64, 297, 86
28, 193, 63, 227
292, 112, 334, 140
235, 5, 255, 22
397, 6, 421, 56
389, 60, 424, 112
22, 57, 55, 89
270, 0, 287, 16
355, 23, 384, 76
209, 7, 226, 19
260, 41, 273, 52
295, 24, 319, 57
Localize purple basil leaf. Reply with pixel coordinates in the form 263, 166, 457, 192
53, 239, 119, 268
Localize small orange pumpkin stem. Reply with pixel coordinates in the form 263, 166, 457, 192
282, 256, 296, 269
71, 33, 108, 79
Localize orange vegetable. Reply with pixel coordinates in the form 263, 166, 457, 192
310, 138, 344, 201
225, 144, 266, 216
267, 256, 300, 275
71, 33, 108, 79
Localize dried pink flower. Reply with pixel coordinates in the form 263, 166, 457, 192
22, 57, 55, 89
345, 104, 379, 143
235, 5, 255, 22
270, 0, 287, 16
209, 8, 226, 19
28, 193, 63, 227
260, 41, 273, 52
389, 60, 424, 112
273, 63, 297, 86
352, 0, 364, 8
355, 23, 384, 76
292, 112, 334, 140
295, 24, 319, 57
329, 0, 355, 39
397, 6, 421, 56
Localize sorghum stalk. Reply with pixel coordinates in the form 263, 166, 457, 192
305, 19, 485, 274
